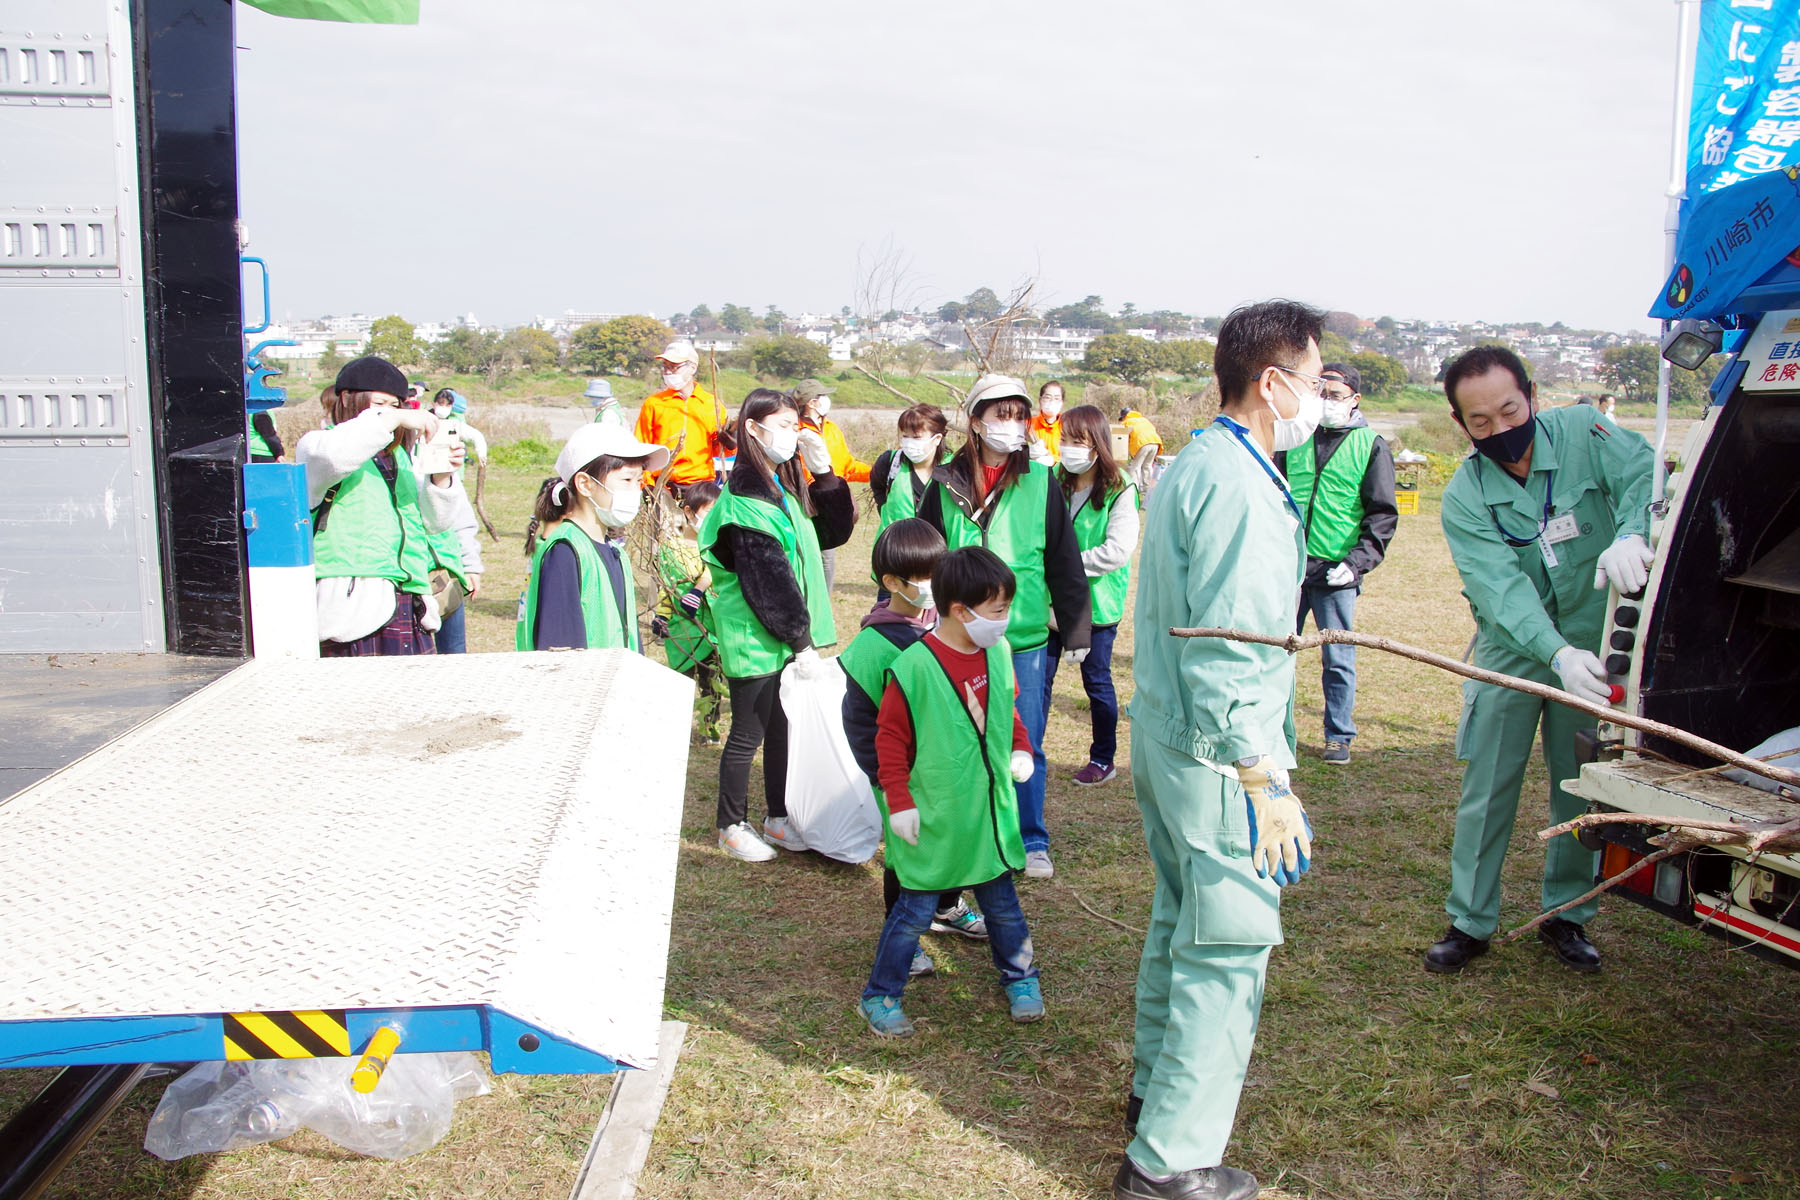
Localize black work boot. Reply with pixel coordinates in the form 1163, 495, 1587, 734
1113, 1157, 1259, 1200
1423, 925, 1490, 974
1537, 917, 1602, 972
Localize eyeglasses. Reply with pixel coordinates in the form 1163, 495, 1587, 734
1323, 386, 1355, 402
1267, 364, 1329, 398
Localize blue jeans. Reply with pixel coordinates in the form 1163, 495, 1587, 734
864, 873, 1037, 1000
1011, 645, 1050, 852
434, 604, 467, 654
1296, 582, 1357, 743
1043, 624, 1120, 767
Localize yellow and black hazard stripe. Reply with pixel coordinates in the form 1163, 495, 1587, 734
223, 1010, 352, 1060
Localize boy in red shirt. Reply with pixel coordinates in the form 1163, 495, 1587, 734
861, 546, 1043, 1037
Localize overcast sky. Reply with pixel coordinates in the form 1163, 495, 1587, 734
234, 0, 1682, 333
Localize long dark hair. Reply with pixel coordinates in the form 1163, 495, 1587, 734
737, 388, 815, 517
525, 452, 626, 555
1057, 404, 1125, 503
956, 394, 1031, 503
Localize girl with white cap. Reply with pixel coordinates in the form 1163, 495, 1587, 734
516, 423, 669, 651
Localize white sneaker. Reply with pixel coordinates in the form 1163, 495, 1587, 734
718, 822, 776, 862
1024, 850, 1054, 879
762, 816, 809, 852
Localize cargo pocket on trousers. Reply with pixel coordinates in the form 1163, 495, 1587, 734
1182, 837, 1284, 948
1453, 680, 1481, 761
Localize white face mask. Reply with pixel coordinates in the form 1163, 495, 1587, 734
904, 578, 934, 610
978, 420, 1028, 456
1320, 398, 1355, 429
900, 435, 939, 464
1039, 396, 1063, 419
1059, 444, 1095, 474
1269, 374, 1325, 452
960, 609, 1010, 648
811, 396, 831, 419
662, 364, 696, 393
582, 477, 641, 529
432, 405, 452, 420
754, 420, 799, 465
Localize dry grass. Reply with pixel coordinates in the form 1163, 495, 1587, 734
15, 424, 1800, 1199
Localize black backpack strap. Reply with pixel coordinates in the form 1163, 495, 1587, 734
312, 482, 343, 534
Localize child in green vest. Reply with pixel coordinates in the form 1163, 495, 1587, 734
653, 481, 726, 744
839, 519, 987, 980
861, 546, 1043, 1037
1046, 405, 1141, 787
918, 374, 1093, 881
516, 423, 670, 652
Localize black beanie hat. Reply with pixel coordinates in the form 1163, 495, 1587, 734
333, 355, 409, 399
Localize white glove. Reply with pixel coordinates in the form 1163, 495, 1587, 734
1593, 533, 1654, 595
1010, 750, 1034, 782
789, 647, 828, 681
1551, 645, 1613, 705
1028, 437, 1054, 465
796, 428, 833, 475
1234, 757, 1313, 887
1325, 562, 1355, 588
1061, 647, 1089, 666
888, 807, 920, 846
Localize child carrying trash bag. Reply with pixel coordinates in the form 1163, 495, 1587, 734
860, 546, 1044, 1037
653, 481, 727, 745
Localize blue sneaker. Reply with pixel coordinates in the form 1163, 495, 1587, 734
859, 996, 915, 1038
1004, 978, 1044, 1023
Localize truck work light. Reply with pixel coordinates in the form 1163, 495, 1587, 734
1660, 318, 1722, 371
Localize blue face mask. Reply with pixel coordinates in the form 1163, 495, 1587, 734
1472, 412, 1536, 465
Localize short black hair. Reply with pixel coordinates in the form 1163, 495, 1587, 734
1442, 345, 1532, 421
872, 517, 946, 583
1214, 299, 1326, 403
680, 480, 721, 511
932, 546, 1015, 614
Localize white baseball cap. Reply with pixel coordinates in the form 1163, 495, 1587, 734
555, 422, 670, 485
655, 340, 700, 367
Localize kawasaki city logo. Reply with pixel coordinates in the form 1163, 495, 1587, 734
1666, 263, 1694, 307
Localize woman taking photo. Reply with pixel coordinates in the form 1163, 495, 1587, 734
1045, 404, 1140, 788
701, 388, 857, 862
918, 374, 1091, 879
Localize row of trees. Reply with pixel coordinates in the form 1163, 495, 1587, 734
1080, 334, 1215, 384
1600, 342, 1720, 407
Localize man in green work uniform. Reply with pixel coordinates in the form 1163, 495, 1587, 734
1428, 346, 1654, 975
1115, 300, 1324, 1200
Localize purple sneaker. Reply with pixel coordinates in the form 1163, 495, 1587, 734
1073, 761, 1116, 787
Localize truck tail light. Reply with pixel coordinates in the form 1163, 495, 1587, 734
1601, 842, 1656, 896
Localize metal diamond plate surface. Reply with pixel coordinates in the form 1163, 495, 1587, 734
0, 651, 693, 1069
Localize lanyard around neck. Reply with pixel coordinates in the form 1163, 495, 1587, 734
1214, 415, 1301, 521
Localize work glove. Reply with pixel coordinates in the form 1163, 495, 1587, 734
1235, 756, 1313, 887
1061, 647, 1089, 666
1551, 645, 1614, 705
796, 428, 833, 476
1028, 437, 1054, 465
1010, 750, 1035, 782
789, 647, 833, 682
1325, 562, 1355, 588
1593, 533, 1654, 595
888, 808, 920, 846
679, 586, 705, 616
650, 614, 670, 639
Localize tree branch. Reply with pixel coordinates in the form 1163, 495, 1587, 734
1496, 843, 1694, 944
1167, 625, 1800, 789
850, 363, 920, 406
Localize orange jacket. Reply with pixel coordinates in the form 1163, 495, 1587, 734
1029, 413, 1062, 458
804, 416, 871, 483
635, 386, 723, 486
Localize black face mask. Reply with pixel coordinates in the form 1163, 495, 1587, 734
1471, 412, 1536, 465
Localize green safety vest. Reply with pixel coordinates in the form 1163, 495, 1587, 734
1073, 482, 1138, 627
656, 541, 715, 673
1287, 425, 1376, 563
837, 624, 915, 805
311, 449, 434, 595
515, 522, 638, 651
882, 638, 1026, 891
699, 480, 836, 679
931, 461, 1052, 651
247, 415, 273, 459
877, 452, 948, 533
429, 527, 469, 590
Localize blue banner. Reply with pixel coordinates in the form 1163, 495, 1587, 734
1687, 1, 1800, 200
1651, 166, 1800, 319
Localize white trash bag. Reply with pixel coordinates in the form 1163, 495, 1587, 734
144, 1051, 490, 1161
780, 657, 882, 863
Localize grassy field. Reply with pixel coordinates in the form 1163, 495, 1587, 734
14, 422, 1800, 1200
